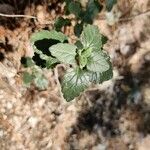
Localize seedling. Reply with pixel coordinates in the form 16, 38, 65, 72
23, 25, 113, 101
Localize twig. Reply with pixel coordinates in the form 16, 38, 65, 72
0, 9, 149, 22
0, 13, 37, 19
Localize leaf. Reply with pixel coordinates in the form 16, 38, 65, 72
64, 0, 71, 15
89, 63, 113, 83
89, 71, 101, 84
106, 0, 117, 12
68, 1, 82, 18
81, 47, 93, 58
74, 23, 83, 37
87, 51, 110, 72
54, 17, 71, 31
50, 43, 77, 64
83, 0, 102, 23
33, 45, 59, 68
75, 40, 83, 49
79, 55, 88, 69
23, 72, 34, 86
46, 57, 59, 69
99, 63, 113, 82
81, 25, 102, 51
34, 74, 48, 90
78, 47, 92, 69
62, 68, 90, 101
31, 30, 68, 43
102, 34, 108, 45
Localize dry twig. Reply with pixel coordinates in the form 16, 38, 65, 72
0, 13, 36, 19
0, 9, 149, 22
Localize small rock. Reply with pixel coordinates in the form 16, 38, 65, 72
28, 117, 38, 128
6, 102, 13, 109
93, 144, 107, 150
0, 130, 4, 138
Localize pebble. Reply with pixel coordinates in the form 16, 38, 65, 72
67, 105, 76, 112
28, 117, 38, 128
0, 130, 4, 138
38, 98, 46, 107
6, 102, 13, 109
120, 44, 131, 56
94, 144, 107, 150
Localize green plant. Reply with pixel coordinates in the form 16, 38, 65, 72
23, 24, 112, 101
106, 0, 117, 12
55, 0, 102, 37
54, 0, 117, 36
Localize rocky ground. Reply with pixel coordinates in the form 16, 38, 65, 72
0, 0, 150, 149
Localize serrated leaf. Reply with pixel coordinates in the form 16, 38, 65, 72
89, 71, 101, 84
50, 43, 77, 64
34, 75, 48, 90
62, 68, 90, 101
87, 51, 110, 72
68, 1, 82, 18
81, 25, 102, 51
89, 63, 113, 83
54, 17, 70, 31
106, 0, 117, 12
46, 57, 59, 69
23, 72, 34, 86
31, 30, 67, 43
99, 63, 113, 82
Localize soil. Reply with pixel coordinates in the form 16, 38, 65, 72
0, 0, 150, 149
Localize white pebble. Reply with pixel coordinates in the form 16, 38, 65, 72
6, 102, 13, 109
28, 117, 38, 128
0, 130, 4, 138
38, 98, 46, 107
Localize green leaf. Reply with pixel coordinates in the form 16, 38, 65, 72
23, 72, 34, 86
83, 0, 102, 23
99, 63, 113, 82
81, 47, 93, 58
31, 30, 68, 43
78, 47, 92, 69
50, 43, 77, 64
102, 34, 108, 45
87, 51, 110, 72
46, 57, 59, 69
81, 25, 102, 51
89, 71, 101, 84
106, 0, 117, 12
89, 63, 113, 83
68, 1, 82, 18
79, 55, 88, 69
34, 74, 48, 90
74, 23, 83, 37
33, 46, 59, 69
62, 68, 90, 101
75, 40, 83, 49
54, 17, 70, 31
